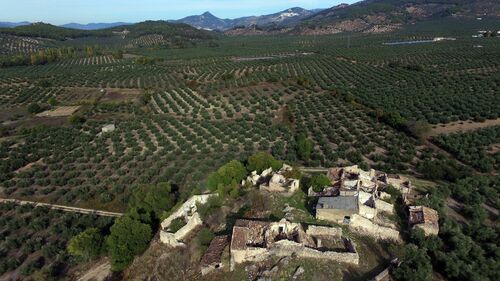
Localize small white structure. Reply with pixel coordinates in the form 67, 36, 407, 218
160, 194, 217, 247
101, 124, 116, 133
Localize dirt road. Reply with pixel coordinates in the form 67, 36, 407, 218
0, 198, 123, 217
428, 118, 500, 137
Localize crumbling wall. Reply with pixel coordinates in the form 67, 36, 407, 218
160, 194, 215, 229
230, 248, 270, 270
359, 204, 377, 219
414, 224, 439, 236
375, 199, 394, 214
159, 194, 216, 247
306, 225, 342, 238
349, 214, 401, 242
270, 240, 359, 265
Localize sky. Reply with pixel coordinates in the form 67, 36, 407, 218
1, 0, 358, 25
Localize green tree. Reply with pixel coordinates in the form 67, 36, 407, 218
310, 174, 331, 192
407, 120, 431, 141
68, 114, 86, 125
106, 216, 152, 272
48, 97, 58, 106
27, 103, 42, 114
128, 182, 176, 224
296, 134, 313, 161
67, 228, 104, 261
207, 160, 246, 191
393, 244, 432, 281
247, 151, 282, 173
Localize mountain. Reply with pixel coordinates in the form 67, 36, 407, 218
173, 12, 230, 31
0, 21, 31, 28
60, 22, 133, 30
293, 0, 500, 35
173, 7, 322, 31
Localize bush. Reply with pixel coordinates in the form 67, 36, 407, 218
168, 218, 186, 232
67, 228, 104, 261
310, 174, 331, 192
27, 103, 43, 114
196, 228, 214, 248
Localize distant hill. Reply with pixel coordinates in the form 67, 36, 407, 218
0, 21, 215, 42
0, 22, 31, 28
60, 22, 133, 30
293, 0, 500, 35
173, 7, 322, 31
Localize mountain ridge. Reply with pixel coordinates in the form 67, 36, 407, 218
172, 7, 323, 31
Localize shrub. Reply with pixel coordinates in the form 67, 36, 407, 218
67, 228, 104, 261
310, 174, 331, 192
27, 103, 43, 114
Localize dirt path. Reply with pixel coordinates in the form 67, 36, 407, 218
428, 118, 500, 137
77, 259, 112, 281
0, 198, 124, 217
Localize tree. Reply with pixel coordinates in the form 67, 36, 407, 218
407, 120, 431, 141
68, 114, 86, 125
310, 174, 331, 192
67, 228, 104, 261
48, 97, 58, 106
128, 182, 176, 224
296, 134, 313, 161
27, 103, 42, 114
106, 216, 152, 272
247, 152, 282, 173
393, 244, 432, 281
207, 160, 246, 191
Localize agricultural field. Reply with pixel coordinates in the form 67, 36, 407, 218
0, 25, 498, 210
0, 15, 499, 281
0, 202, 114, 280
432, 126, 500, 173
0, 34, 52, 56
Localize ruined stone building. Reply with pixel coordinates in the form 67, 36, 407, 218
159, 194, 217, 247
408, 206, 439, 236
310, 165, 412, 197
316, 196, 359, 223
200, 235, 229, 275
229, 219, 359, 270
243, 164, 300, 194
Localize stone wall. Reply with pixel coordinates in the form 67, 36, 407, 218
359, 204, 377, 219
269, 240, 359, 265
159, 194, 216, 247
349, 214, 401, 242
230, 248, 270, 270
306, 225, 342, 238
160, 194, 215, 229
375, 199, 394, 214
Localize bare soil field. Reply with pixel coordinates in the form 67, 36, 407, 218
429, 118, 500, 137
100, 88, 144, 103
36, 105, 81, 117
59, 87, 104, 104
